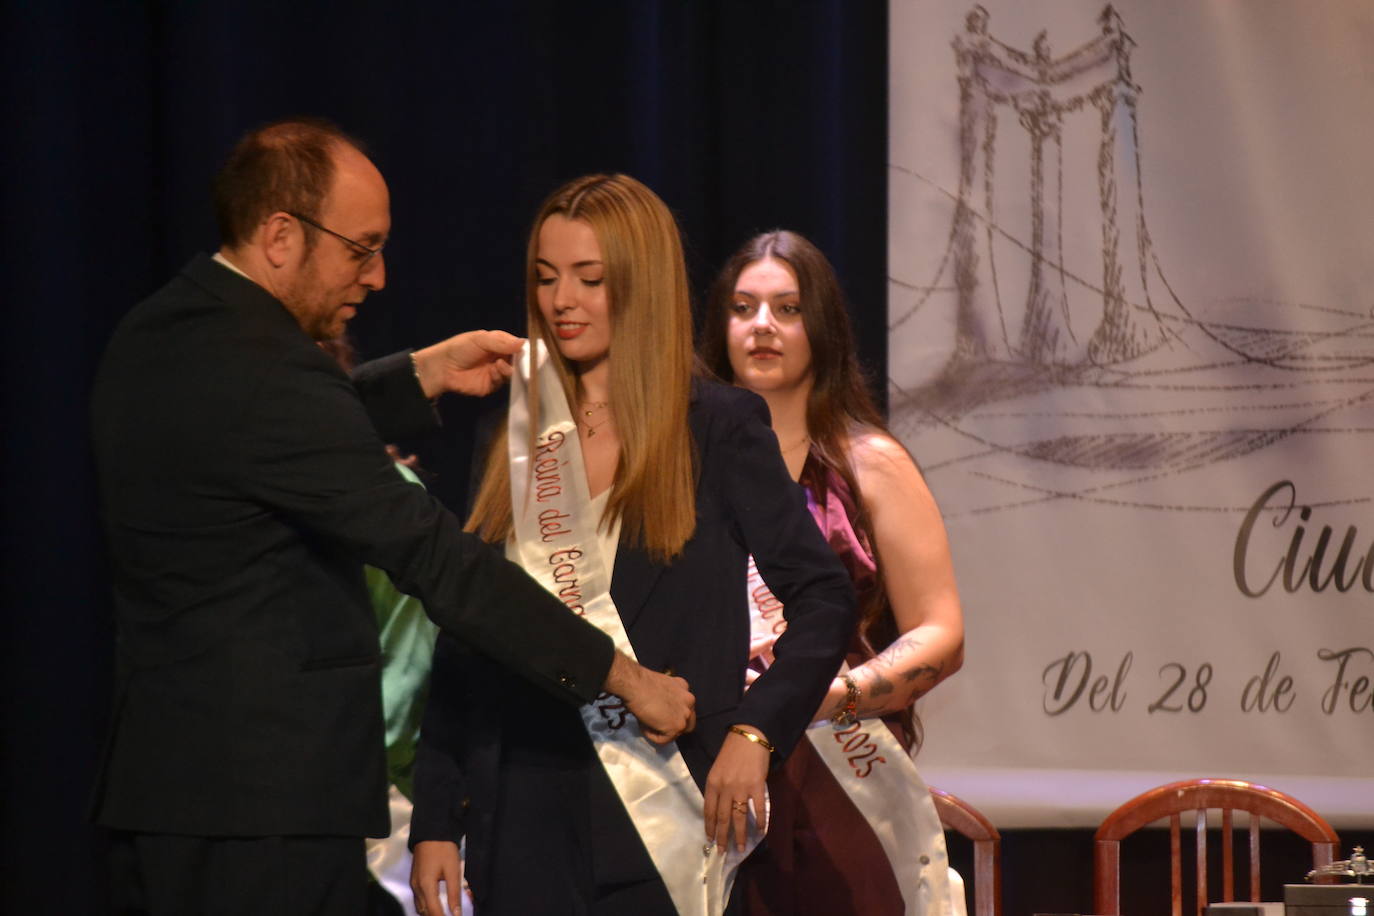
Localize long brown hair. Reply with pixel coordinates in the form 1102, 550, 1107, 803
467, 175, 697, 563
701, 230, 903, 668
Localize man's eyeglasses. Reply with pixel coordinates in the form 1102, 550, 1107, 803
288, 211, 384, 267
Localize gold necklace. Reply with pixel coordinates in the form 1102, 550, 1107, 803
583, 417, 613, 438
580, 401, 612, 438
781, 434, 811, 455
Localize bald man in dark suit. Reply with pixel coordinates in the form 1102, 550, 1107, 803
90, 118, 693, 915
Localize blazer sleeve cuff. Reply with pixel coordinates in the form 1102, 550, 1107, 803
352, 350, 440, 442
408, 741, 467, 847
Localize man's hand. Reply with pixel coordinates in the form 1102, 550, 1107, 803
703, 724, 771, 852
411, 330, 523, 399
604, 651, 695, 744
411, 840, 464, 916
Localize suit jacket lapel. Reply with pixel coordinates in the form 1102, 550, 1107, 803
611, 384, 705, 631
610, 540, 664, 631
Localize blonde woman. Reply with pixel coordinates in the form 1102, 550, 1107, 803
409, 178, 854, 915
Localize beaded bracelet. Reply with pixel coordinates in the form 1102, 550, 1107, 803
728, 725, 775, 753
830, 673, 861, 726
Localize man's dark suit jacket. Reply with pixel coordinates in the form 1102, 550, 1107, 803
89, 255, 614, 839
411, 381, 856, 908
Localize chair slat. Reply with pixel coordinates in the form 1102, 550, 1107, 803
1171, 812, 1183, 916
1222, 808, 1234, 901
1195, 809, 1207, 916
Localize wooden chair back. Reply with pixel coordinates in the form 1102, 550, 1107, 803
931, 786, 1002, 916
1093, 778, 1339, 916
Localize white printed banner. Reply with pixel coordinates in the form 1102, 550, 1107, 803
889, 0, 1373, 828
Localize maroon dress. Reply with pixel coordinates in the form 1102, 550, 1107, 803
739, 452, 912, 915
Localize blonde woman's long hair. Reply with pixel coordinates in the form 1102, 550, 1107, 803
466, 174, 697, 563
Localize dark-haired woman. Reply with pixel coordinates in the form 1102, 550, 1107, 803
701, 231, 966, 916
409, 182, 855, 916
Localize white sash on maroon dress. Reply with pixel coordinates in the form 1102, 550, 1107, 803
746, 556, 957, 916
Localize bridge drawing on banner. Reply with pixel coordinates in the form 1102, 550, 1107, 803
887, 5, 1374, 518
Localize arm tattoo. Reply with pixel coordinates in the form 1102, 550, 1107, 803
873, 634, 926, 669
872, 633, 944, 685
861, 667, 895, 700
903, 662, 943, 684
855, 634, 948, 713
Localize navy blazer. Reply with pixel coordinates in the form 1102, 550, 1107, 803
89, 255, 615, 838
411, 379, 855, 900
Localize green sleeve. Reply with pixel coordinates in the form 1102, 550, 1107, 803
367, 462, 440, 800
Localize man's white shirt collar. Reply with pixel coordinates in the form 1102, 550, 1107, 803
212, 251, 253, 280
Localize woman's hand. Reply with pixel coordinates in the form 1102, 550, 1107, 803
702, 725, 771, 852
410, 840, 464, 916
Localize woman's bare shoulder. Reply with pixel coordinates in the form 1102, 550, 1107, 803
849, 428, 921, 485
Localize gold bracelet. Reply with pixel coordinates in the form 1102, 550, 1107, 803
728, 724, 775, 753
831, 673, 861, 726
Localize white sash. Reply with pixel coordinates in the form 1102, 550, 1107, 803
506, 342, 757, 915
746, 556, 955, 916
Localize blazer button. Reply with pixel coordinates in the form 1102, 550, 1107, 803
460, 796, 470, 811
557, 670, 576, 689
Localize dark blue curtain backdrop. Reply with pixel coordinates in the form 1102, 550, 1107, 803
1, 2, 886, 910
